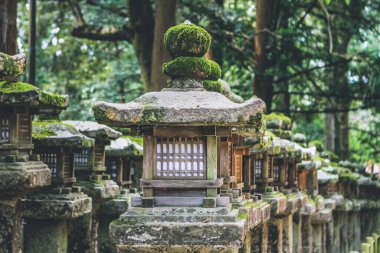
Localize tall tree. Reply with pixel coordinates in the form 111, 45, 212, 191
253, 0, 275, 111
68, 0, 177, 91
151, 0, 177, 91
322, 0, 363, 160
0, 0, 18, 54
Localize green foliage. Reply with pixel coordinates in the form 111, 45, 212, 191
164, 23, 211, 58
162, 56, 212, 79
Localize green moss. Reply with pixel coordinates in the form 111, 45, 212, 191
320, 150, 339, 162
207, 60, 221, 80
121, 136, 143, 146
163, 56, 213, 79
0, 52, 24, 81
0, 81, 36, 93
309, 140, 323, 152
164, 23, 211, 58
264, 113, 291, 130
93, 106, 109, 123
141, 105, 165, 124
238, 212, 249, 220
40, 91, 67, 107
203, 80, 222, 93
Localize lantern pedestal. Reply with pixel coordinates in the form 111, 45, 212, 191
109, 207, 247, 252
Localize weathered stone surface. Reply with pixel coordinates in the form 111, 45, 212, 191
76, 179, 120, 199
99, 198, 129, 216
0, 161, 51, 197
109, 207, 246, 250
33, 120, 94, 148
21, 192, 92, 219
94, 89, 265, 127
262, 189, 287, 217
312, 208, 333, 224
105, 136, 143, 157
65, 120, 121, 141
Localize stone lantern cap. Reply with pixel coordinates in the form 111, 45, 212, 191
32, 120, 94, 148
93, 22, 265, 128
65, 120, 121, 141
94, 90, 264, 128
105, 136, 143, 157
0, 52, 68, 109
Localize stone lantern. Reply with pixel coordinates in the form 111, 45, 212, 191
105, 136, 143, 190
0, 52, 67, 252
64, 120, 122, 252
93, 22, 265, 252
21, 119, 93, 253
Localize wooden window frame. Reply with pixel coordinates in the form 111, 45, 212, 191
154, 137, 206, 179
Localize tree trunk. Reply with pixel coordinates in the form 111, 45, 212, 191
150, 0, 177, 91
128, 0, 155, 91
253, 0, 275, 112
323, 0, 362, 160
0, 0, 18, 54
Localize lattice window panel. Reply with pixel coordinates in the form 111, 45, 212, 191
18, 113, 30, 143
274, 159, 281, 182
40, 153, 58, 178
255, 159, 263, 179
74, 149, 90, 170
106, 160, 118, 181
156, 137, 206, 179
0, 116, 10, 143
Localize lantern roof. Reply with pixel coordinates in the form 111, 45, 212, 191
0, 53, 68, 109
65, 120, 122, 141
93, 22, 265, 128
105, 136, 143, 157
32, 120, 94, 148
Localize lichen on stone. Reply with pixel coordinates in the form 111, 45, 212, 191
0, 52, 26, 82
164, 23, 211, 58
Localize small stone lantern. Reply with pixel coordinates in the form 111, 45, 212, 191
65, 121, 121, 190
0, 52, 67, 252
105, 136, 143, 189
32, 119, 95, 187
93, 22, 265, 251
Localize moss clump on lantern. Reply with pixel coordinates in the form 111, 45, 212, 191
203, 80, 222, 93
309, 140, 323, 152
265, 113, 291, 130
164, 23, 211, 58
207, 60, 221, 80
162, 57, 213, 79
0, 81, 36, 93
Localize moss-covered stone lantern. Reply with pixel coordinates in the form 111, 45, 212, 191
93, 22, 265, 252
0, 52, 67, 252
21, 118, 93, 253
105, 136, 143, 189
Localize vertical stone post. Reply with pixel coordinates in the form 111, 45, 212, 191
268, 218, 283, 253
0, 200, 22, 253
251, 222, 269, 253
301, 215, 313, 253
293, 212, 302, 253
282, 214, 293, 253
24, 219, 68, 253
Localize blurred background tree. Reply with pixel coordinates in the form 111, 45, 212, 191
7, 0, 380, 164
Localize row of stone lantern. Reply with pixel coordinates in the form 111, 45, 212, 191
0, 52, 144, 253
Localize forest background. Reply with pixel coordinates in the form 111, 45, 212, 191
1, 0, 379, 164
